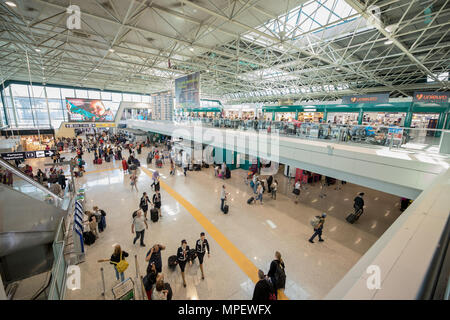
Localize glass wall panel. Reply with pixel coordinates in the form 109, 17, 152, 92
46, 87, 61, 99
111, 92, 122, 102
88, 90, 101, 99
11, 84, 29, 97
75, 89, 88, 98
122, 93, 132, 101
101, 91, 112, 100
61, 88, 75, 100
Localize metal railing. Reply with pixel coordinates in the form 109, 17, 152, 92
47, 217, 67, 300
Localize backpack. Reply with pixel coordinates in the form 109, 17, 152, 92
310, 216, 320, 227
132, 210, 138, 219
274, 262, 286, 289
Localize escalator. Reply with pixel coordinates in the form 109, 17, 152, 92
0, 157, 70, 285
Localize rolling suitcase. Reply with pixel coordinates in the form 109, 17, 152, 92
188, 249, 197, 262
223, 204, 229, 214
346, 213, 358, 224
225, 167, 231, 179
150, 208, 159, 222
168, 255, 178, 269
247, 197, 254, 204
156, 160, 162, 168
105, 156, 111, 162
97, 158, 102, 165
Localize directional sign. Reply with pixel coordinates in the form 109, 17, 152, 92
1, 149, 57, 161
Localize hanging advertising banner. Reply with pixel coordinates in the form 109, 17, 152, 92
413, 91, 449, 103
342, 93, 389, 104
66, 98, 117, 122
175, 72, 200, 109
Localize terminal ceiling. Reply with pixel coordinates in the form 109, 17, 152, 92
0, 0, 448, 104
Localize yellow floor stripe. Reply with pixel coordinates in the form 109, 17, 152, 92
84, 167, 121, 175
141, 166, 289, 300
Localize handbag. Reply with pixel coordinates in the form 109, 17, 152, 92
112, 252, 129, 273
293, 188, 300, 195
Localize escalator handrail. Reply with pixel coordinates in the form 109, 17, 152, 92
0, 157, 63, 201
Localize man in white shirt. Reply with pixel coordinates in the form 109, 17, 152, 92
132, 210, 148, 247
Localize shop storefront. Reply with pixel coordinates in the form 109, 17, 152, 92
362, 112, 406, 126
297, 111, 324, 123
21, 134, 55, 151
328, 112, 359, 124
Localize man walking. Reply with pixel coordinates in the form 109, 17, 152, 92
132, 210, 148, 247
309, 213, 326, 243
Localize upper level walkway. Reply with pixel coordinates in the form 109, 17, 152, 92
125, 119, 450, 200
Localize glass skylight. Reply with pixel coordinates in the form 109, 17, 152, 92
242, 0, 363, 46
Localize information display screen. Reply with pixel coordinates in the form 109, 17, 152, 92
175, 72, 200, 109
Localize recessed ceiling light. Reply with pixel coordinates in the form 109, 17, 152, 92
108, 48, 115, 52
5, 1, 17, 7
95, 68, 99, 71
189, 47, 194, 52
35, 48, 41, 52
384, 40, 393, 45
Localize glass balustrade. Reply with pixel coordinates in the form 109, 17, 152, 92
140, 117, 450, 155
0, 158, 70, 209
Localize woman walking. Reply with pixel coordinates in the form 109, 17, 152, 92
130, 173, 138, 192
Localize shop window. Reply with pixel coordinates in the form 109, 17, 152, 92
142, 95, 150, 103
132, 94, 141, 102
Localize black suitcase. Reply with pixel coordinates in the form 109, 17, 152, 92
223, 204, 229, 214
225, 167, 231, 179
346, 213, 358, 224
105, 156, 111, 162
168, 255, 178, 269
151, 208, 159, 222
134, 159, 141, 167
83, 231, 96, 245
188, 249, 197, 262
247, 197, 254, 204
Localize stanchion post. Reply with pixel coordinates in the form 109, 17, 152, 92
100, 267, 106, 299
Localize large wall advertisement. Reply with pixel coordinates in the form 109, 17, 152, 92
66, 98, 118, 122
175, 72, 200, 109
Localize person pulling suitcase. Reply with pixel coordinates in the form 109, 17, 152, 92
152, 190, 162, 218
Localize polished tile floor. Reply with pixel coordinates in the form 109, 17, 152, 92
27, 144, 404, 300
